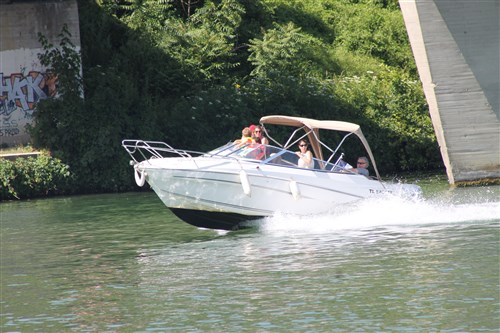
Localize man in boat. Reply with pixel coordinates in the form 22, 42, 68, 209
349, 156, 370, 176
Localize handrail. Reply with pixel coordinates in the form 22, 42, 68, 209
122, 140, 197, 163
122, 140, 367, 176
122, 140, 260, 168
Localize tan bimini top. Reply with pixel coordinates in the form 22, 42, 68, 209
260, 115, 381, 180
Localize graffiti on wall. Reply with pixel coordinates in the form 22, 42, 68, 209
0, 70, 57, 141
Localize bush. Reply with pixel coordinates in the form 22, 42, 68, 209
333, 68, 441, 171
0, 155, 72, 200
24, 0, 442, 197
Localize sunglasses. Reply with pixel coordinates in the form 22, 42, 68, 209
254, 130, 261, 133
299, 144, 307, 147
357, 161, 366, 164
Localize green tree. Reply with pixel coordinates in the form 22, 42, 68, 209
24, 0, 442, 198
159, 0, 245, 81
248, 22, 335, 79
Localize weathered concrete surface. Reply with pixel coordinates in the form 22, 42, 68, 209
400, 0, 500, 184
0, 152, 42, 160
0, 0, 80, 147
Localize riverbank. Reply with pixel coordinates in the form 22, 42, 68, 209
0, 151, 72, 200
0, 152, 42, 160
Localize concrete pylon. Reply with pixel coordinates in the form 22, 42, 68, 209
0, 0, 81, 147
400, 0, 499, 185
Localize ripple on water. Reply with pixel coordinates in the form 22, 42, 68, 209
1, 188, 498, 331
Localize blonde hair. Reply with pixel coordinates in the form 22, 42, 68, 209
242, 127, 251, 137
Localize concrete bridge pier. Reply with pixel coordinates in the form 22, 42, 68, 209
0, 0, 81, 147
400, 0, 500, 185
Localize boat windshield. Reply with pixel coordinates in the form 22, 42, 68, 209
206, 142, 239, 156
207, 142, 352, 173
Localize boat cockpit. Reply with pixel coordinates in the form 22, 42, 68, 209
206, 141, 352, 174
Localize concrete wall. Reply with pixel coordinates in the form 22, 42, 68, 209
400, 0, 500, 184
0, 0, 80, 147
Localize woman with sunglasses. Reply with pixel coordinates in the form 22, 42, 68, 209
252, 125, 269, 145
296, 140, 314, 169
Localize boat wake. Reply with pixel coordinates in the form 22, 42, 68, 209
258, 190, 500, 233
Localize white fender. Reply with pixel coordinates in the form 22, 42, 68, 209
239, 170, 251, 196
134, 166, 146, 187
289, 179, 300, 200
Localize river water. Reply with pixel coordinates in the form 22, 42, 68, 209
1, 176, 499, 332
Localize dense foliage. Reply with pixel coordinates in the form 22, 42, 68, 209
0, 154, 71, 200
25, 0, 442, 196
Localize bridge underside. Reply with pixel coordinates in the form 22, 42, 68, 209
400, 0, 500, 185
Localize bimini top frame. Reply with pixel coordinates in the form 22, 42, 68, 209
260, 115, 381, 180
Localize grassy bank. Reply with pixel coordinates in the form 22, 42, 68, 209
0, 152, 72, 200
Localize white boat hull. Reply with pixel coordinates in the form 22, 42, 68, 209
137, 157, 397, 229
123, 115, 422, 230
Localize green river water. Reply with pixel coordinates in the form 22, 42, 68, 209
1, 177, 499, 332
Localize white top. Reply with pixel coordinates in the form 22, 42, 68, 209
298, 153, 314, 169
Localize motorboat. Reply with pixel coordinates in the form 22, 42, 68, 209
122, 115, 421, 230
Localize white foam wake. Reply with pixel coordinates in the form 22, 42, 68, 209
260, 191, 500, 233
